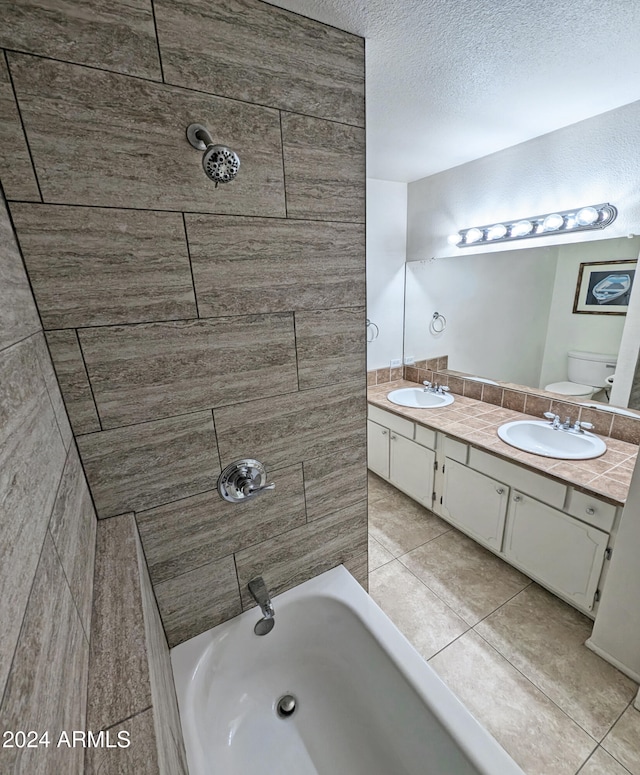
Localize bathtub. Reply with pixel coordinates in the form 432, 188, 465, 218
171, 565, 524, 775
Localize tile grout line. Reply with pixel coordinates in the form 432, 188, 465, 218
181, 213, 201, 318
3, 48, 366, 131
148, 0, 166, 83
4, 195, 366, 226
279, 111, 289, 218
75, 330, 104, 431
3, 49, 44, 203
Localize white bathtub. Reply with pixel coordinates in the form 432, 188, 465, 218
171, 566, 524, 775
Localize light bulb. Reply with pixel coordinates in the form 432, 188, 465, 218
487, 224, 507, 240
576, 206, 598, 226
447, 233, 462, 245
465, 228, 483, 244
542, 213, 564, 231
511, 220, 533, 238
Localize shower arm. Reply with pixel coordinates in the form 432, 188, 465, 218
186, 123, 214, 151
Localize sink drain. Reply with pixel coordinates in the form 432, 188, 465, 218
276, 694, 297, 718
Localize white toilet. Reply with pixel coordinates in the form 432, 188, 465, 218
544, 350, 617, 398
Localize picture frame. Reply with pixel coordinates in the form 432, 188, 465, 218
573, 259, 636, 315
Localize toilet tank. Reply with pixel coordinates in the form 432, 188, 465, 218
568, 350, 617, 387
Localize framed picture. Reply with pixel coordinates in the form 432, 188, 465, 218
573, 260, 636, 315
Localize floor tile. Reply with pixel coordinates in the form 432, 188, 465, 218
579, 747, 633, 775
368, 534, 394, 571
476, 584, 637, 740
368, 486, 450, 557
369, 561, 468, 660
367, 471, 389, 504
400, 529, 530, 625
429, 631, 597, 775
602, 705, 640, 774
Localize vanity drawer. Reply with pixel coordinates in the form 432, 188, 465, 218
468, 448, 567, 509
415, 424, 437, 450
566, 490, 616, 532
442, 434, 468, 464
368, 405, 414, 440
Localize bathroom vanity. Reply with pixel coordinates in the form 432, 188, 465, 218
367, 383, 637, 618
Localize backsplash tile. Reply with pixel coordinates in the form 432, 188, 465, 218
9, 53, 286, 215
12, 204, 196, 329
0, 0, 162, 80
77, 412, 220, 518
154, 0, 365, 126
79, 314, 298, 428
185, 215, 365, 316
281, 112, 366, 222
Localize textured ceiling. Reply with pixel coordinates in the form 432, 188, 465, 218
267, 0, 640, 182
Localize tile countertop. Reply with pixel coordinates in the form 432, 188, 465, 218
368, 380, 638, 507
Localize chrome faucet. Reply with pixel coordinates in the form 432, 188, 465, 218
543, 412, 594, 433
248, 576, 275, 636
423, 380, 451, 395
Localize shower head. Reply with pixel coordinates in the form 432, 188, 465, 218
186, 123, 240, 187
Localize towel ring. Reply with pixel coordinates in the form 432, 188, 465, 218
430, 312, 446, 335
366, 319, 379, 343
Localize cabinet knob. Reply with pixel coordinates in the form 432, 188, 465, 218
586, 507, 595, 516
513, 495, 522, 502
391, 434, 397, 440
381, 430, 387, 435
496, 488, 505, 495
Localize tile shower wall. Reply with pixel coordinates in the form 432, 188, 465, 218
2, 0, 367, 648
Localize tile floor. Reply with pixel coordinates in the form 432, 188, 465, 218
368, 472, 640, 775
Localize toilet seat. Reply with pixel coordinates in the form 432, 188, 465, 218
544, 381, 594, 397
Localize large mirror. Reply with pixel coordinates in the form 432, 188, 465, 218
404, 235, 640, 409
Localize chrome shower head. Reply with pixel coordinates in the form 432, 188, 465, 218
186, 123, 240, 187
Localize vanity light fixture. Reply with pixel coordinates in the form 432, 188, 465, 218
451, 203, 617, 248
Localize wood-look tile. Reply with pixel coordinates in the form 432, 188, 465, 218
32, 331, 73, 449
0, 336, 67, 699
344, 552, 368, 590
0, 55, 39, 202
46, 330, 101, 435
85, 709, 160, 775
137, 465, 306, 584
303, 444, 367, 521
49, 445, 97, 636
155, 555, 242, 647
154, 0, 364, 126
79, 314, 297, 428
77, 411, 220, 518
475, 584, 637, 740
87, 515, 151, 731
370, 560, 469, 661
602, 705, 640, 774
296, 307, 365, 389
400, 529, 531, 626
214, 381, 366, 470
135, 533, 189, 774
235, 500, 367, 609
0, 193, 40, 351
9, 53, 285, 215
0, 534, 88, 775
281, 112, 365, 222
0, 0, 161, 80
185, 215, 365, 316
429, 631, 596, 775
12, 204, 196, 329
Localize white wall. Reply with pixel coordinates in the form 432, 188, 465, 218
366, 178, 407, 370
404, 247, 558, 385
407, 100, 640, 261
538, 237, 639, 389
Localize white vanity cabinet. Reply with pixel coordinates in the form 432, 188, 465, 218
440, 459, 509, 550
367, 406, 436, 508
504, 492, 609, 611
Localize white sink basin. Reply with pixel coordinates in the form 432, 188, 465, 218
497, 420, 606, 460
387, 388, 455, 408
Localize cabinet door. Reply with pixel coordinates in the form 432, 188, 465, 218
504, 492, 609, 612
367, 420, 390, 478
440, 458, 508, 550
389, 433, 435, 507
